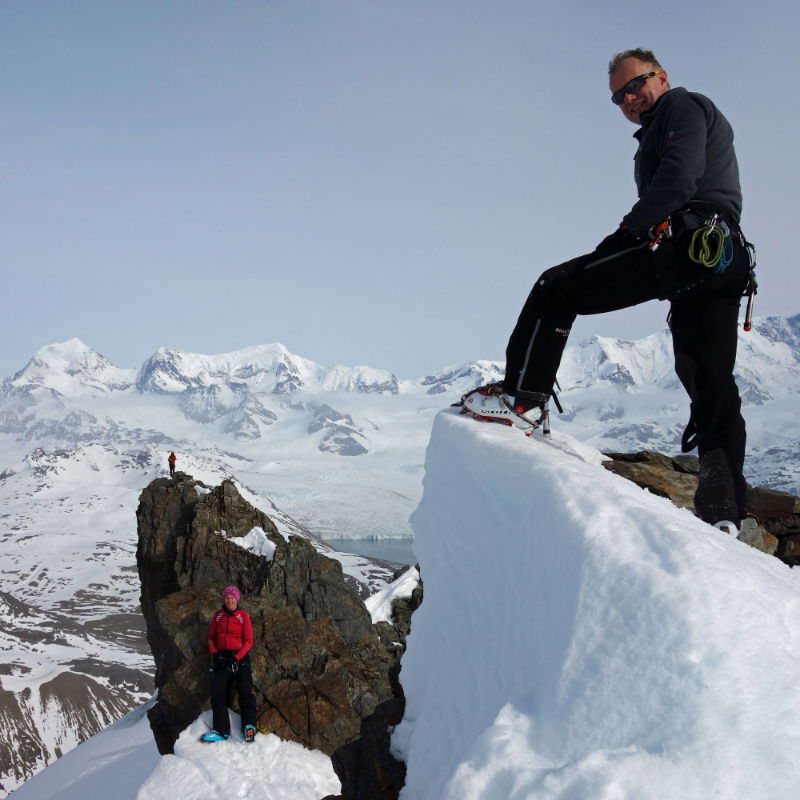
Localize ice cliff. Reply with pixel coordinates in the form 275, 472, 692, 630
393, 409, 800, 799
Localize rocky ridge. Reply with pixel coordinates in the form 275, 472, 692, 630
136, 473, 415, 798
603, 451, 800, 557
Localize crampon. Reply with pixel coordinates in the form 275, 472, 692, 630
452, 383, 550, 437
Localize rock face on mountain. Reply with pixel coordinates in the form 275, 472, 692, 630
603, 451, 800, 557
328, 576, 423, 800
309, 404, 369, 456
0, 591, 150, 798
135, 474, 402, 775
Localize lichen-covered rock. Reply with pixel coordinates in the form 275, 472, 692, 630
329, 574, 422, 800
602, 451, 800, 559
602, 451, 699, 509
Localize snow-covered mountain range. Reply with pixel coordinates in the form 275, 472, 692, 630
1, 314, 799, 795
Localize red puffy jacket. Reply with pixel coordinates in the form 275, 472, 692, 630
208, 607, 253, 660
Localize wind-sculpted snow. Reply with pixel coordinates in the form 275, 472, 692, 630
137, 717, 341, 799
393, 410, 800, 799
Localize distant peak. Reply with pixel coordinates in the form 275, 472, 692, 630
11, 339, 134, 395
35, 338, 97, 358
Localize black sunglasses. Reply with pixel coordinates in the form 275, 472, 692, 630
611, 70, 662, 105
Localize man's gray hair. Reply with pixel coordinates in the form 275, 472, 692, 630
608, 48, 663, 75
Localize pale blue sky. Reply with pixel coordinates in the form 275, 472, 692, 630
2, 0, 797, 380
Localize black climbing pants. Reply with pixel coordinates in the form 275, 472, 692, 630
210, 653, 257, 734
504, 227, 751, 524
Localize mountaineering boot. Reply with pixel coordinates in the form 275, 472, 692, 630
200, 730, 230, 743
456, 383, 527, 427
457, 383, 549, 433
712, 519, 741, 539
244, 724, 257, 743
457, 383, 516, 425
718, 516, 761, 545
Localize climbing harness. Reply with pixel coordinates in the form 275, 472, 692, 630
684, 211, 758, 332
687, 213, 734, 272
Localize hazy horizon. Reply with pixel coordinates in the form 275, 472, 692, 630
3, 0, 797, 380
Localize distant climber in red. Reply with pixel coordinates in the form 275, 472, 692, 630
168, 451, 177, 477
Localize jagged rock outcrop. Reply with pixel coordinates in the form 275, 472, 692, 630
328, 574, 423, 800
603, 451, 800, 558
136, 473, 397, 759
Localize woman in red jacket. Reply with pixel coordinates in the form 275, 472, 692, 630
201, 586, 258, 743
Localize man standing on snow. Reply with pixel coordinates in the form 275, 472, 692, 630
462, 48, 755, 534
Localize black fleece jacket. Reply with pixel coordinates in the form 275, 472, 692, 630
621, 87, 742, 236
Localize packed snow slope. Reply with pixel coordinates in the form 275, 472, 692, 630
393, 409, 800, 799
8, 703, 341, 800
9, 566, 421, 800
